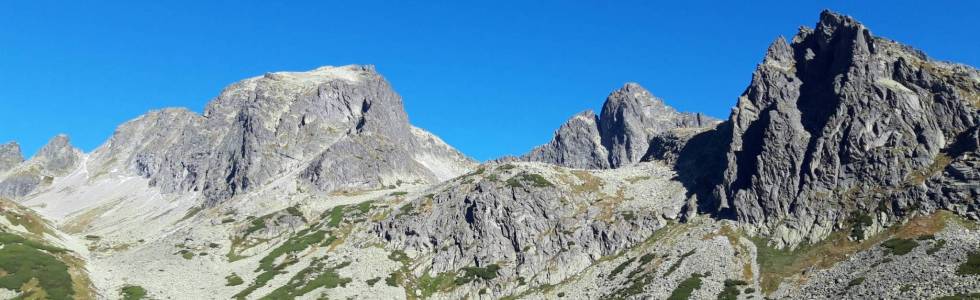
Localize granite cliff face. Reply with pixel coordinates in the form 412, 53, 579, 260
705, 10, 980, 246
85, 65, 475, 206
521, 83, 718, 169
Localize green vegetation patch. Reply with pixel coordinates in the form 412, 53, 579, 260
667, 273, 704, 300
956, 251, 980, 276
881, 238, 918, 256
639, 253, 657, 265
180, 249, 195, 260
717, 279, 747, 300
120, 285, 147, 300
506, 173, 554, 188
609, 257, 636, 278
385, 271, 402, 287
664, 249, 697, 277
395, 203, 417, 218
418, 271, 459, 297
388, 250, 411, 265
260, 260, 352, 299
233, 203, 372, 299
178, 206, 203, 222
935, 292, 980, 300
226, 273, 244, 286
455, 264, 500, 285
849, 212, 874, 240
846, 277, 865, 289
0, 232, 73, 299
243, 216, 269, 237
257, 229, 327, 271
926, 239, 947, 255
2, 208, 50, 236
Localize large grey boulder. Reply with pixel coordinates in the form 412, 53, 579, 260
707, 10, 980, 246
521, 83, 718, 169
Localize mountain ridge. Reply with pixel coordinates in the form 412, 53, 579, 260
0, 10, 978, 300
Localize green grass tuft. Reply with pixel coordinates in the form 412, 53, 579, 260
849, 212, 874, 240
664, 250, 697, 277
506, 173, 553, 188
956, 251, 980, 276
881, 238, 918, 256
667, 273, 703, 300
226, 273, 244, 286
418, 271, 459, 297
609, 257, 635, 278
846, 277, 865, 289
717, 279, 747, 300
455, 264, 500, 284
120, 285, 147, 300
926, 239, 947, 255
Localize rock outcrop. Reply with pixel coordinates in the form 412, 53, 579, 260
377, 162, 687, 297
707, 10, 980, 246
521, 83, 718, 169
0, 142, 23, 173
0, 135, 82, 199
86, 65, 476, 206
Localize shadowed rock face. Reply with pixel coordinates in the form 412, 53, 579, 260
521, 83, 718, 169
0, 142, 23, 173
86, 65, 475, 206
707, 10, 980, 246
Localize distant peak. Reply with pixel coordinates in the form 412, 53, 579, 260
1, 141, 20, 149
0, 141, 24, 170
604, 82, 667, 110
37, 134, 76, 158
763, 36, 793, 64
818, 9, 857, 28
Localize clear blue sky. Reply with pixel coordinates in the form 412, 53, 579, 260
2, 1, 978, 161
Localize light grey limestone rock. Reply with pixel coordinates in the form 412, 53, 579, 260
521, 83, 718, 169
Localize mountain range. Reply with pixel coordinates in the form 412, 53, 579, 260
0, 10, 978, 300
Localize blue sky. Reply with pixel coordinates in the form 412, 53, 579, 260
1, 1, 978, 161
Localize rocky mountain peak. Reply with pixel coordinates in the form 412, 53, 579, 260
707, 10, 980, 247
521, 83, 718, 169
0, 141, 24, 173
84, 65, 473, 206
33, 134, 82, 176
